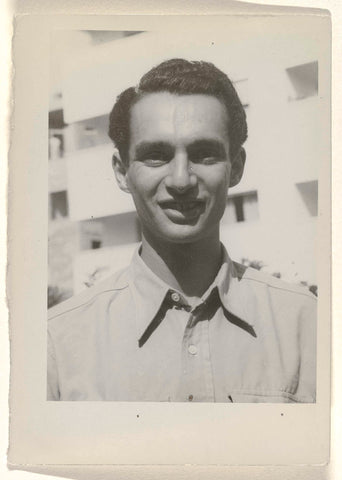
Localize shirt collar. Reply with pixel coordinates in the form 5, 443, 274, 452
129, 247, 171, 342
129, 244, 256, 345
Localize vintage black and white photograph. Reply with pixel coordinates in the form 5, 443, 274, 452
47, 25, 322, 403
7, 8, 332, 469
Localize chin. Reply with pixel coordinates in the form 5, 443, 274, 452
156, 224, 215, 245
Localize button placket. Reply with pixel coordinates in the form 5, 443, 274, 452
178, 307, 207, 401
188, 344, 198, 355
200, 318, 215, 402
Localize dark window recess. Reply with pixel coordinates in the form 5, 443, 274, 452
223, 191, 259, 224
83, 30, 144, 45
91, 240, 102, 249
49, 109, 67, 129
286, 61, 318, 101
296, 180, 318, 217
50, 191, 69, 219
234, 196, 245, 222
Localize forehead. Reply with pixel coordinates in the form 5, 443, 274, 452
129, 92, 229, 147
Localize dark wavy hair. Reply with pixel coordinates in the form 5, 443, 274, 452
108, 58, 248, 164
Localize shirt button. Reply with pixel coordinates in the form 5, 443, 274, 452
188, 344, 197, 355
171, 292, 180, 302
188, 395, 194, 401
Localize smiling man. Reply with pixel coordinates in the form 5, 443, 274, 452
48, 59, 316, 402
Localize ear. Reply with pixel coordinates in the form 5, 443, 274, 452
112, 152, 130, 193
229, 147, 246, 188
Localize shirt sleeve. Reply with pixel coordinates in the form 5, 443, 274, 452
47, 329, 60, 401
297, 295, 317, 402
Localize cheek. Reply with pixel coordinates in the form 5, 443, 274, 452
204, 166, 230, 196
126, 167, 159, 203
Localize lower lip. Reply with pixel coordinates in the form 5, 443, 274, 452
160, 203, 204, 222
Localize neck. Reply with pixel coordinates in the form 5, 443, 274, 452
140, 230, 222, 298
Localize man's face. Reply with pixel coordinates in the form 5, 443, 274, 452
117, 92, 244, 245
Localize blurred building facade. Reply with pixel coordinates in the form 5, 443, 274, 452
48, 29, 321, 306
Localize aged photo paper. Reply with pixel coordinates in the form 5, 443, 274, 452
6, 2, 334, 478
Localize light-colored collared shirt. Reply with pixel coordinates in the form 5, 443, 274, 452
47, 247, 316, 402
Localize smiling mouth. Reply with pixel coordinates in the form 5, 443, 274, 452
161, 200, 203, 211
159, 199, 205, 220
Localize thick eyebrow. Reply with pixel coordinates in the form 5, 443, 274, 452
133, 139, 228, 161
134, 141, 174, 159
186, 139, 228, 157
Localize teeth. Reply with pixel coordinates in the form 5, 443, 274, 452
163, 201, 200, 212
176, 203, 196, 212
184, 202, 197, 210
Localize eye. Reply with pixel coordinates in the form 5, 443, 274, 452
190, 149, 223, 165
187, 141, 227, 165
199, 156, 220, 165
142, 153, 169, 167
136, 150, 172, 167
143, 158, 168, 167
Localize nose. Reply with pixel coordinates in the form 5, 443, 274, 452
164, 152, 197, 193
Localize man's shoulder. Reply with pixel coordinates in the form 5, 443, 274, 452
233, 261, 317, 303
48, 266, 130, 324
